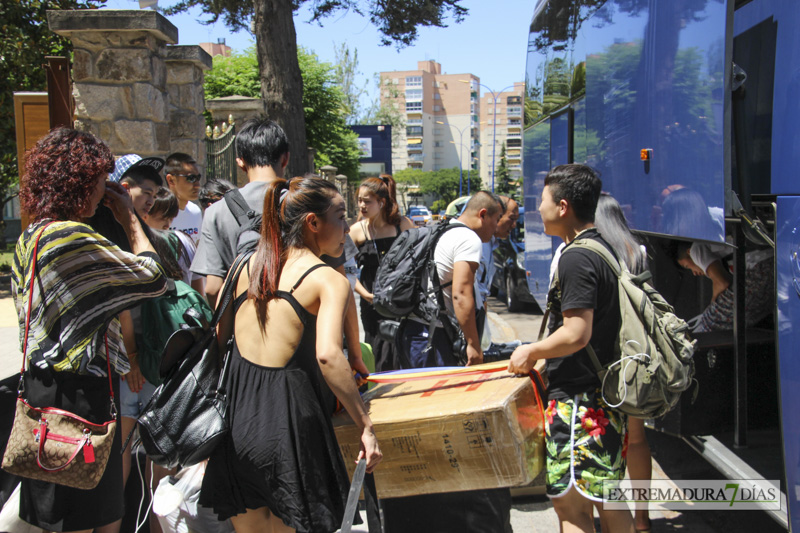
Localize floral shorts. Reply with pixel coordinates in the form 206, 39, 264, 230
545, 389, 628, 501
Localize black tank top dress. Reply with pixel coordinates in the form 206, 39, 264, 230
356, 226, 401, 371
200, 264, 354, 532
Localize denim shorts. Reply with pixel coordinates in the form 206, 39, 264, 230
120, 379, 158, 418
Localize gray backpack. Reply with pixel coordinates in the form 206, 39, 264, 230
553, 238, 696, 418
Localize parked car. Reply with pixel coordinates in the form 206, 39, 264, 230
407, 205, 432, 226
444, 196, 471, 218
490, 207, 539, 312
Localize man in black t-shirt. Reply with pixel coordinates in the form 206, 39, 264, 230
508, 164, 634, 533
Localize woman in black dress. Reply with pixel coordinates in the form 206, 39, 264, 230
349, 176, 414, 371
200, 176, 382, 533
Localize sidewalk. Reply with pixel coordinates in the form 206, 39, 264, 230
0, 290, 20, 380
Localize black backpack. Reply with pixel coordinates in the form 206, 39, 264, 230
223, 188, 261, 256
373, 219, 460, 320
373, 220, 468, 363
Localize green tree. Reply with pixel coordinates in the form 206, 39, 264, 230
419, 168, 480, 213
204, 46, 361, 179
495, 142, 512, 196
0, 0, 105, 240
165, 0, 468, 176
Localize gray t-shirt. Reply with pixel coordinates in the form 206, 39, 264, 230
191, 181, 268, 278
190, 180, 350, 278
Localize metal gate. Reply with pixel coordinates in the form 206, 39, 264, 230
204, 119, 237, 185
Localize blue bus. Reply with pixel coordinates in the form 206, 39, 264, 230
524, 0, 799, 529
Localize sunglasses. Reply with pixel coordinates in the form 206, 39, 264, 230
175, 173, 202, 183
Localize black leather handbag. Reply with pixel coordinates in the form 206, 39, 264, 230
134, 254, 250, 469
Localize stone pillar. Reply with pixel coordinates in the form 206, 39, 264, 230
48, 10, 178, 158
165, 45, 212, 169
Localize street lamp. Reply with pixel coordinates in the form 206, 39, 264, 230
459, 80, 515, 192
436, 120, 473, 197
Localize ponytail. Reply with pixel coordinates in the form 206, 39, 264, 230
248, 176, 341, 324
249, 178, 288, 305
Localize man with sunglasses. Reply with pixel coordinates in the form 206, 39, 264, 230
165, 152, 203, 246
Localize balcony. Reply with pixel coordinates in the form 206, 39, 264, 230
406, 126, 424, 137
506, 107, 522, 117
407, 144, 423, 152
408, 153, 424, 162
507, 96, 522, 105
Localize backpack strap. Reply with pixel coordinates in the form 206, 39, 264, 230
426, 221, 474, 361
223, 189, 256, 228
557, 238, 623, 374
565, 238, 623, 277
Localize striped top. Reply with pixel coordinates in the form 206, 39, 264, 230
12, 220, 168, 376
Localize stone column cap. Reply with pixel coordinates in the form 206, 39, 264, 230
165, 45, 213, 71
47, 10, 178, 44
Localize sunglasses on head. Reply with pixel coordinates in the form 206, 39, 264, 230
176, 173, 202, 183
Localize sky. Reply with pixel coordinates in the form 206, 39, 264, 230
102, 0, 536, 106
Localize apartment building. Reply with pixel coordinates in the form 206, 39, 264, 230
380, 61, 480, 176
479, 82, 525, 188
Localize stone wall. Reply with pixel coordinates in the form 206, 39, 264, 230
47, 10, 211, 164
166, 46, 211, 168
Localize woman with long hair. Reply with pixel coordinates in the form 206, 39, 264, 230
595, 193, 652, 533
12, 127, 167, 533
349, 175, 414, 371
200, 176, 381, 533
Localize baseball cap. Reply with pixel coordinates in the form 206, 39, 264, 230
110, 154, 165, 183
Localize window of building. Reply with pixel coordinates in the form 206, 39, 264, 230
392, 78, 399, 85
508, 118, 521, 125
434, 141, 442, 147
406, 88, 423, 100
434, 105, 441, 112
405, 76, 422, 86
406, 101, 422, 111
434, 93, 441, 100
407, 117, 423, 125
507, 106, 522, 116
407, 126, 423, 136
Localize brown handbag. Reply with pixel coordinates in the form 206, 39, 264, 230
1, 222, 118, 490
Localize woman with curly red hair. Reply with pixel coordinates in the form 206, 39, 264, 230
11, 127, 167, 533
349, 175, 414, 371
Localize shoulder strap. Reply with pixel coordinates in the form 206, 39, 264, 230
289, 263, 332, 294
223, 189, 255, 227
212, 252, 252, 326
561, 238, 619, 374
564, 238, 622, 277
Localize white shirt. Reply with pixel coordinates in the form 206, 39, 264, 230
175, 230, 203, 286
434, 224, 484, 315
171, 202, 203, 246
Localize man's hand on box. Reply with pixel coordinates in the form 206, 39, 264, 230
508, 344, 535, 375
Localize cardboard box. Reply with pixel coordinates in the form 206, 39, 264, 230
333, 371, 545, 499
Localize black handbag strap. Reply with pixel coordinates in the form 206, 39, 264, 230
211, 253, 252, 326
